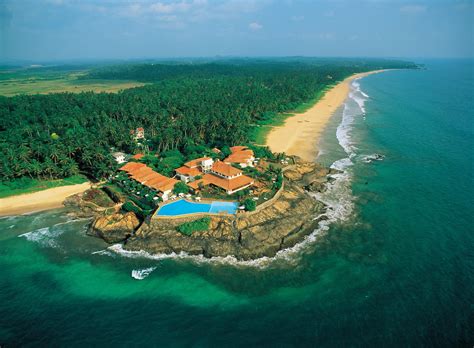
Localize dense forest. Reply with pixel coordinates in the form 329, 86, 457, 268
0, 59, 418, 181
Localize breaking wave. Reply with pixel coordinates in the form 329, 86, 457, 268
18, 218, 91, 248
19, 227, 64, 248
131, 267, 157, 280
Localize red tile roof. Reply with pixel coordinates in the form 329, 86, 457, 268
211, 161, 242, 177
132, 153, 144, 160
225, 146, 255, 164
184, 157, 212, 168
230, 146, 248, 152
119, 162, 177, 193
176, 166, 202, 177
187, 179, 209, 190
203, 173, 254, 191
119, 162, 146, 173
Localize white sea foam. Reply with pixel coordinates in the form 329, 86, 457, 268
97, 78, 370, 268
361, 153, 385, 163
19, 227, 63, 248
131, 267, 157, 280
18, 218, 91, 248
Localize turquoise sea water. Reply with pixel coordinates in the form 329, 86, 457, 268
0, 60, 473, 346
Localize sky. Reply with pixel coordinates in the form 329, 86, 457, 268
0, 0, 472, 61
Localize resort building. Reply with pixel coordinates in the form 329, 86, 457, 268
177, 157, 254, 195
112, 152, 127, 164
132, 153, 144, 160
119, 162, 178, 201
130, 127, 145, 141
224, 146, 255, 168
175, 157, 213, 183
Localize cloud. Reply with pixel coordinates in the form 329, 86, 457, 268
248, 22, 262, 30
290, 15, 304, 22
400, 5, 427, 14
150, 1, 191, 14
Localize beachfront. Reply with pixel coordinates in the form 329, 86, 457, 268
0, 183, 91, 217
266, 70, 387, 161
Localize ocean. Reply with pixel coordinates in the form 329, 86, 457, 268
0, 59, 472, 346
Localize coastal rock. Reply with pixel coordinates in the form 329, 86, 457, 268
124, 162, 329, 260
64, 189, 118, 218
91, 160, 332, 260
89, 212, 140, 243
124, 181, 327, 260
306, 180, 327, 193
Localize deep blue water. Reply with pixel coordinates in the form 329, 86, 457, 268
0, 59, 472, 346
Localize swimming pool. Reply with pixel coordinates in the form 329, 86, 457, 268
156, 199, 238, 216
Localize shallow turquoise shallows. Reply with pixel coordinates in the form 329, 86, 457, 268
156, 199, 238, 216
0, 60, 472, 346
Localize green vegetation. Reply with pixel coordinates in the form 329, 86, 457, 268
141, 150, 185, 177
177, 217, 211, 236
243, 198, 257, 212
0, 59, 417, 183
102, 184, 125, 203
0, 175, 87, 198
173, 181, 190, 195
122, 201, 147, 220
82, 188, 115, 207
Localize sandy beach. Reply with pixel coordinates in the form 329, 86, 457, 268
0, 182, 91, 217
266, 70, 387, 161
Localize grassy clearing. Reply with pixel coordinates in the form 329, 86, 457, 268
0, 175, 88, 198
0, 70, 145, 96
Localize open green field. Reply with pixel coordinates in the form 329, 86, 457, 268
0, 67, 145, 96
0, 175, 88, 198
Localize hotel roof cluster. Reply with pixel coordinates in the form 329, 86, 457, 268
119, 162, 178, 194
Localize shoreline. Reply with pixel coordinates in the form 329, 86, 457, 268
265, 70, 388, 161
0, 182, 91, 217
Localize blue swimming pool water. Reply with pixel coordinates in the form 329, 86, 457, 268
156, 200, 237, 216
209, 201, 238, 214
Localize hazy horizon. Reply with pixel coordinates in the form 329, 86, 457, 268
1, 0, 472, 62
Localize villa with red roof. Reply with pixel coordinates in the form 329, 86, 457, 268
175, 157, 214, 183
224, 146, 255, 168
176, 156, 254, 195
130, 127, 145, 141
119, 162, 178, 201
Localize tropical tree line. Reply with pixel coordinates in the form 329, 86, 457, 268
0, 59, 417, 181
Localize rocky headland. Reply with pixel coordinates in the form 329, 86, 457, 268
75, 159, 335, 260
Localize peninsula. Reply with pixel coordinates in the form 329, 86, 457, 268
0, 59, 418, 259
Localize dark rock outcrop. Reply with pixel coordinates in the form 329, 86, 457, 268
88, 212, 140, 243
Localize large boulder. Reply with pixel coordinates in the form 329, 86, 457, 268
89, 212, 140, 243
